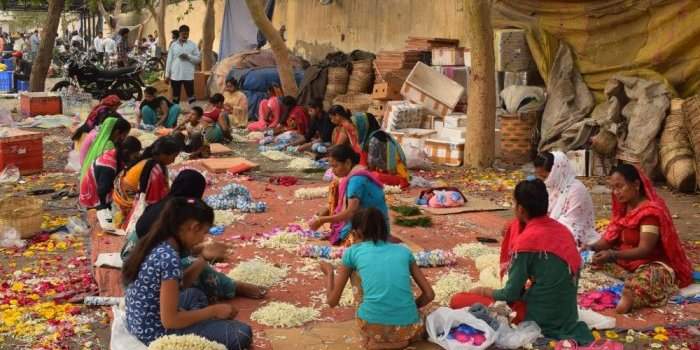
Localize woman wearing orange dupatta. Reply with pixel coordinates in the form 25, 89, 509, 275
589, 164, 692, 313
329, 105, 380, 166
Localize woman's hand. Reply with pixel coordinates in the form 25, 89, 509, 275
468, 287, 494, 297
319, 261, 334, 275
209, 304, 238, 320
309, 217, 325, 231
200, 241, 230, 261
592, 250, 615, 264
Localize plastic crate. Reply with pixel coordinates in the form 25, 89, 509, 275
16, 80, 28, 92
20, 92, 62, 117
0, 71, 12, 92
3, 58, 14, 71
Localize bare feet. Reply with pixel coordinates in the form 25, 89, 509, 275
236, 282, 267, 299
615, 289, 634, 314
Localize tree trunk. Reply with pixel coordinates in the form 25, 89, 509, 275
464, 0, 496, 168
157, 0, 166, 50
30, 0, 65, 92
201, 0, 216, 71
244, 0, 298, 96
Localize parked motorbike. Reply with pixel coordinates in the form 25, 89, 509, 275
51, 56, 144, 101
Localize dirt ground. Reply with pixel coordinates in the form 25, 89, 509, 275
1, 95, 700, 349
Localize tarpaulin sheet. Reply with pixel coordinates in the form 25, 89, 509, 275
493, 0, 700, 101
231, 67, 304, 119
219, 0, 259, 61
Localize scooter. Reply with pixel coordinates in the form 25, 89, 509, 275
51, 55, 144, 101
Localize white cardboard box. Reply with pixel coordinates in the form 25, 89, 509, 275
437, 127, 466, 143
444, 113, 467, 128
566, 149, 590, 177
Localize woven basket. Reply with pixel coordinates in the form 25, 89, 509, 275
0, 197, 44, 239
327, 67, 349, 85
660, 102, 696, 192
351, 59, 373, 72
682, 95, 700, 189
591, 129, 617, 155
333, 93, 373, 114
498, 111, 539, 164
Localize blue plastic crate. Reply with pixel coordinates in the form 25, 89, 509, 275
3, 58, 13, 71
16, 80, 28, 92
0, 71, 13, 91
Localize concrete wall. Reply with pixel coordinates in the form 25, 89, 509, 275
132, 0, 468, 61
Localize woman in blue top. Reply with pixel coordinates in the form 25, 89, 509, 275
321, 208, 435, 349
310, 144, 390, 246
122, 197, 252, 349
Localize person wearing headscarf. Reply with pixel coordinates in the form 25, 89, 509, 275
247, 96, 282, 132
120, 169, 266, 300
72, 95, 122, 145
588, 164, 693, 313
533, 151, 599, 246
329, 106, 380, 167
79, 116, 130, 181
455, 179, 593, 345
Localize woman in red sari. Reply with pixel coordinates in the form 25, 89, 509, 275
588, 164, 692, 313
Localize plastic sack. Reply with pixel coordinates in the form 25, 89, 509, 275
65, 150, 81, 173
110, 305, 148, 350
0, 227, 26, 248
125, 194, 146, 235
404, 143, 432, 170
0, 108, 14, 127
66, 216, 88, 235
426, 307, 497, 350
578, 307, 616, 330
494, 320, 541, 349
96, 209, 115, 232
0, 165, 20, 183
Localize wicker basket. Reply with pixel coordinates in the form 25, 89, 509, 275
0, 197, 44, 239
682, 95, 700, 189
660, 102, 696, 192
327, 67, 349, 85
498, 110, 539, 164
333, 93, 373, 114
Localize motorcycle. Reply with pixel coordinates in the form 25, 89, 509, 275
51, 55, 144, 101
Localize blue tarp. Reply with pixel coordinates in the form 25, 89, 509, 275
228, 67, 304, 120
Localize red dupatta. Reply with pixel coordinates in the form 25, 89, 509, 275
328, 166, 383, 245
603, 166, 693, 288
499, 217, 582, 278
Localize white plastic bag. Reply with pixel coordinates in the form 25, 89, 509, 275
404, 143, 433, 170
110, 305, 148, 350
426, 307, 497, 350
495, 320, 542, 349
0, 165, 20, 183
578, 307, 616, 330
0, 227, 26, 248
66, 216, 89, 235
65, 150, 81, 173
124, 194, 146, 234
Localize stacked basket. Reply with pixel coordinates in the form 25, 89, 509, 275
0, 197, 44, 239
324, 67, 349, 110
660, 99, 696, 192
347, 60, 374, 94
498, 110, 539, 164
683, 95, 700, 190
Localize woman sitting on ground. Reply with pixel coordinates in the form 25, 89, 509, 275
270, 96, 309, 146
222, 77, 248, 129
113, 136, 181, 228
122, 197, 253, 348
293, 98, 334, 155
309, 144, 389, 246
456, 178, 593, 345
588, 164, 692, 313
321, 208, 434, 350
201, 93, 232, 144
79, 116, 130, 181
329, 105, 380, 166
136, 86, 182, 129
120, 169, 266, 301
72, 94, 122, 146
80, 135, 141, 211
247, 95, 281, 132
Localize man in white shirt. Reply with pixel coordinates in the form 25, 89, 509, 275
13, 35, 25, 52
93, 31, 105, 64
165, 25, 200, 104
70, 31, 84, 50
103, 35, 116, 67
29, 30, 39, 60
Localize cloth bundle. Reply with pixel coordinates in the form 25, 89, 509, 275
414, 249, 457, 267
297, 244, 346, 259
205, 183, 267, 212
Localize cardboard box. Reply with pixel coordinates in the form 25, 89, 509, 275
463, 50, 472, 67
424, 138, 465, 166
401, 62, 465, 116
390, 128, 437, 150
436, 127, 466, 143
384, 101, 424, 131
566, 149, 590, 177
494, 29, 534, 72
421, 115, 443, 129
371, 81, 402, 100
431, 47, 465, 66
444, 113, 467, 128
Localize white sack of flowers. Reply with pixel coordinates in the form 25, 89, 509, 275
251, 302, 320, 328
227, 259, 288, 288
148, 334, 225, 350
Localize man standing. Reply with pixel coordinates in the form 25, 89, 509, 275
70, 31, 84, 50
103, 34, 116, 67
116, 28, 130, 67
29, 30, 40, 61
165, 25, 200, 105
93, 31, 105, 64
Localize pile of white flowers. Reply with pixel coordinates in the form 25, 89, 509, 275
227, 259, 288, 288
288, 157, 317, 170
383, 185, 403, 194
251, 302, 320, 328
294, 186, 329, 200
260, 150, 293, 161
433, 271, 473, 306
452, 243, 499, 259
474, 254, 500, 272
478, 265, 508, 289
214, 210, 246, 227
259, 232, 304, 251
148, 335, 226, 350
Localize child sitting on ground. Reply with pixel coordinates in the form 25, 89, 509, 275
122, 197, 253, 348
201, 94, 232, 144
320, 208, 434, 350
136, 86, 181, 129
173, 106, 209, 159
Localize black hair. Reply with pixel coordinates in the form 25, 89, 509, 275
329, 144, 360, 165
117, 136, 142, 171
143, 86, 157, 97
118, 28, 129, 36
513, 178, 549, 218
611, 163, 645, 196
281, 96, 297, 107
122, 197, 214, 284
171, 30, 179, 38
179, 25, 190, 32
134, 135, 182, 167
328, 105, 352, 120
225, 77, 239, 90
209, 93, 224, 104
191, 106, 203, 117
351, 208, 389, 244
533, 152, 555, 172
111, 117, 132, 142
308, 98, 324, 110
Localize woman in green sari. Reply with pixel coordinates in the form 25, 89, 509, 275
79, 116, 131, 180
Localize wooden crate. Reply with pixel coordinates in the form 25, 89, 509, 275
0, 129, 43, 175
20, 92, 62, 117
401, 62, 465, 116
194, 71, 211, 101
424, 138, 464, 167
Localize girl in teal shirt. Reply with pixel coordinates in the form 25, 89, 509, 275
321, 208, 435, 349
